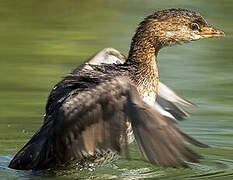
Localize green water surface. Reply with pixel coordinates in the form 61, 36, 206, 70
0, 0, 232, 179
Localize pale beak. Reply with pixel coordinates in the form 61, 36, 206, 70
199, 26, 225, 39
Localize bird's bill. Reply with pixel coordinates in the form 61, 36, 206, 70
199, 26, 225, 39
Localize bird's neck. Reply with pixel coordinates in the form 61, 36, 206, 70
125, 30, 160, 101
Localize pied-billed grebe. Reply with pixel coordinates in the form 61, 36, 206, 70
9, 8, 224, 170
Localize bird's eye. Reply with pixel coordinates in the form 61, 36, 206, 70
190, 23, 200, 31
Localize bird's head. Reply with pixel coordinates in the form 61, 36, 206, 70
136, 8, 225, 47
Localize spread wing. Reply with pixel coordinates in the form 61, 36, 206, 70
157, 82, 194, 120
9, 48, 205, 170
53, 76, 207, 168
53, 76, 130, 163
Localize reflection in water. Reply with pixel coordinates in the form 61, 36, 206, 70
0, 0, 232, 179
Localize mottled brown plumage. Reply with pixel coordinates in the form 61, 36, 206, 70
9, 8, 224, 170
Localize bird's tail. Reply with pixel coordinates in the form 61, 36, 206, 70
8, 120, 56, 170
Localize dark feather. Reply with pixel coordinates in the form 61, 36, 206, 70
53, 76, 130, 165
8, 120, 55, 170
125, 85, 206, 168
157, 95, 189, 120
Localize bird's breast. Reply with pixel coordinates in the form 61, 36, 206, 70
142, 91, 157, 105
136, 79, 158, 106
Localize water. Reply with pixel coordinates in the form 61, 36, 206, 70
0, 0, 232, 179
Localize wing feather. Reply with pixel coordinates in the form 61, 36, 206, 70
125, 85, 207, 168
53, 76, 207, 168
53, 77, 130, 164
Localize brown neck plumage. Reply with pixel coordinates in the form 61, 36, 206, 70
125, 23, 160, 97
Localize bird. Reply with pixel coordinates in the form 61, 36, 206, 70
8, 8, 225, 170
